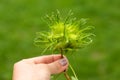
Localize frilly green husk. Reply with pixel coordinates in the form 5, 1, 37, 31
34, 11, 95, 54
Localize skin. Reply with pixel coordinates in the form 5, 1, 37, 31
13, 54, 68, 80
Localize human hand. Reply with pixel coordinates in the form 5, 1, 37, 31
13, 54, 68, 80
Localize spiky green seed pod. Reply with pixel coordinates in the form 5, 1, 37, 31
34, 11, 95, 54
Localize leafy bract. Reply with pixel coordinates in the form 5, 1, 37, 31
34, 11, 95, 54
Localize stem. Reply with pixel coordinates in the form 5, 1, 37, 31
69, 64, 78, 80
60, 48, 71, 80
64, 72, 71, 80
60, 48, 64, 58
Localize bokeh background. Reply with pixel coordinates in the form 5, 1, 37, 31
0, 0, 120, 80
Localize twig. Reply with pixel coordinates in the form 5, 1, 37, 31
60, 48, 71, 80
64, 72, 71, 80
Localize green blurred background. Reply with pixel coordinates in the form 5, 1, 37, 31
0, 0, 120, 80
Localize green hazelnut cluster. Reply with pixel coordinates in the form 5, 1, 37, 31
34, 10, 94, 54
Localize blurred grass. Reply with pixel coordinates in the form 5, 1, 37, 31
0, 0, 120, 80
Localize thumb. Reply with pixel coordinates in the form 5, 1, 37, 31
48, 58, 68, 74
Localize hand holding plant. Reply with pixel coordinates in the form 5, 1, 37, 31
34, 10, 95, 80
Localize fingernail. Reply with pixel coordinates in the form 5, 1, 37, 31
59, 58, 67, 66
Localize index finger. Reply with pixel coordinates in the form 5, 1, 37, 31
28, 54, 62, 64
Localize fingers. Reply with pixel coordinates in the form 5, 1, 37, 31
48, 57, 68, 74
28, 54, 62, 64
18, 54, 68, 75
